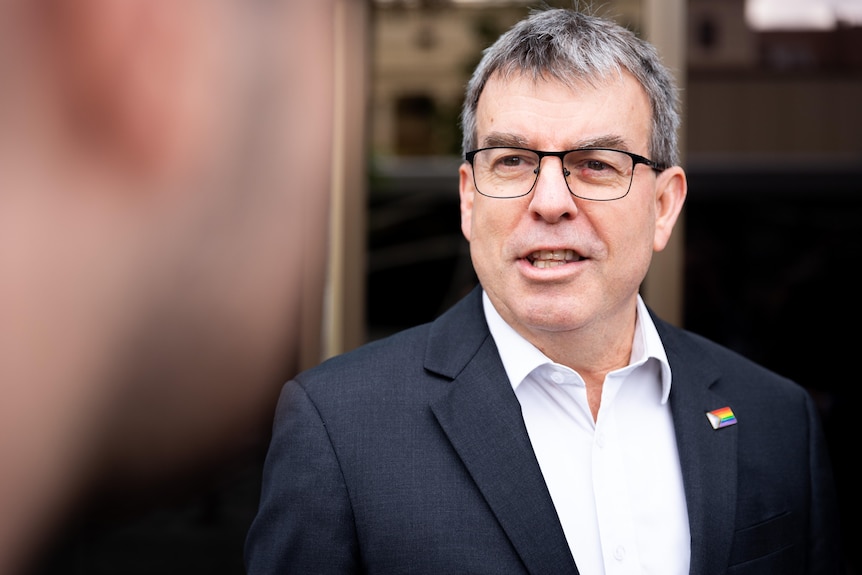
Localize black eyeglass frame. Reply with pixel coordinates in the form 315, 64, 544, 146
464, 146, 668, 201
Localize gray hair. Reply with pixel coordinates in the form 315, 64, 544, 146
460, 7, 681, 168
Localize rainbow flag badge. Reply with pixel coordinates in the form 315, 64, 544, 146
706, 406, 737, 429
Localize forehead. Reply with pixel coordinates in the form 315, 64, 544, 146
475, 70, 652, 150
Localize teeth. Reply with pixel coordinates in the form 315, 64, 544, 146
529, 249, 579, 268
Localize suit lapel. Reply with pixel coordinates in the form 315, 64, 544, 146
657, 319, 737, 575
425, 288, 579, 575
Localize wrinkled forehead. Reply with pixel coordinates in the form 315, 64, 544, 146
475, 69, 653, 151
477, 67, 648, 113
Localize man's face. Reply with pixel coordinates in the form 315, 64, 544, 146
459, 70, 683, 344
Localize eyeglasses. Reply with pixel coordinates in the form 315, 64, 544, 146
464, 146, 667, 201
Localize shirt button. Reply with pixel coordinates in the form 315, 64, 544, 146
595, 432, 605, 448
614, 546, 626, 561
550, 371, 564, 384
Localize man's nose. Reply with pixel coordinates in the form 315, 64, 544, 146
529, 156, 577, 221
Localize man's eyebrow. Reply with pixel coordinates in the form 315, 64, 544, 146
571, 135, 630, 150
480, 133, 633, 151
481, 133, 530, 148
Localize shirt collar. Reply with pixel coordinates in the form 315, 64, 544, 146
482, 290, 672, 403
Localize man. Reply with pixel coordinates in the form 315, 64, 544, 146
245, 7, 841, 574
0, 1, 334, 573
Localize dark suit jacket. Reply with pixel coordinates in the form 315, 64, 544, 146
245, 286, 842, 574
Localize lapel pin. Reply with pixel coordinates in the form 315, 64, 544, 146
706, 406, 737, 429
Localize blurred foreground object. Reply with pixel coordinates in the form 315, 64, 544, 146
0, 0, 335, 572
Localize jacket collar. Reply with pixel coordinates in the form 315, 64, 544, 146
426, 286, 580, 574
653, 313, 737, 575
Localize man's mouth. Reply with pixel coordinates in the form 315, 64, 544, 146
527, 249, 582, 268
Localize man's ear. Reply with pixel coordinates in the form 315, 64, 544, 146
459, 162, 475, 242
653, 166, 687, 252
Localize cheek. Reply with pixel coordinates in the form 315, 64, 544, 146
593, 202, 655, 267
464, 200, 521, 274
470, 200, 520, 246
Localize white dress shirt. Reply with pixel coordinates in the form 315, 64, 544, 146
483, 291, 690, 575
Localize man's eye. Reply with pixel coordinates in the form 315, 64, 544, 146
585, 159, 609, 171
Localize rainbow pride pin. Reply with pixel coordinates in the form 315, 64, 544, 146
706, 406, 737, 429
